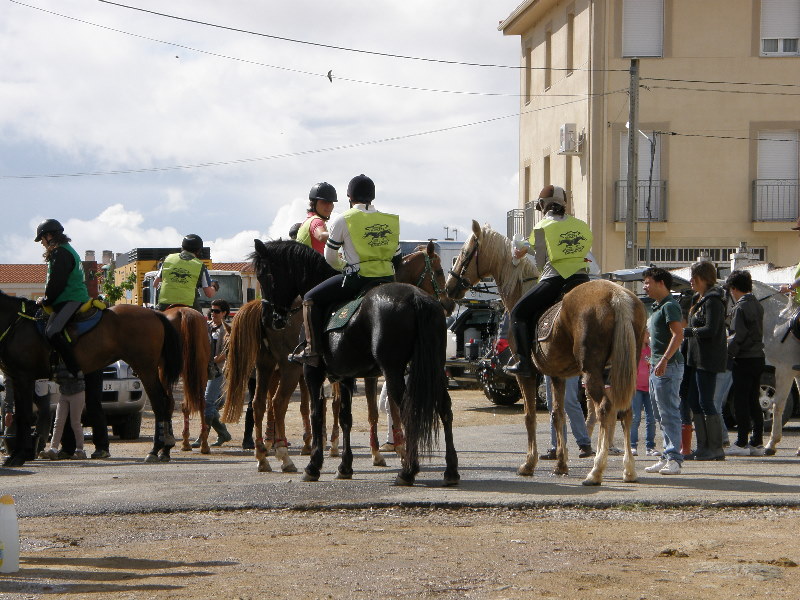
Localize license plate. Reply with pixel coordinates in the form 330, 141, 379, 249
102, 382, 114, 392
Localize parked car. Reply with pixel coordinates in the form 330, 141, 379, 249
33, 360, 147, 440
602, 267, 800, 431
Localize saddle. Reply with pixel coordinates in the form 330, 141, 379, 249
535, 301, 562, 343
37, 298, 107, 343
325, 296, 366, 333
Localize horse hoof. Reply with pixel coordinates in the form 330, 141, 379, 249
181, 443, 192, 452
159, 454, 171, 463
282, 464, 298, 473
144, 453, 160, 463
764, 446, 776, 456
302, 470, 320, 482
623, 475, 638, 483
395, 474, 414, 486
582, 477, 601, 486
200, 446, 211, 455
336, 470, 353, 480
517, 465, 534, 477
258, 462, 273, 473
373, 456, 387, 467
443, 473, 460, 487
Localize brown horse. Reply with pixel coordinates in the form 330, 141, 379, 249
161, 306, 211, 454
445, 221, 646, 486
0, 292, 182, 466
223, 242, 454, 473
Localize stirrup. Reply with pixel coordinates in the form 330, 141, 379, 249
504, 361, 533, 378
288, 348, 321, 367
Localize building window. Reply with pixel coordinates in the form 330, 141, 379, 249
617, 131, 666, 221
754, 130, 799, 221
523, 165, 531, 206
566, 12, 575, 74
543, 155, 551, 189
524, 44, 533, 103
622, 0, 663, 58
761, 0, 800, 56
544, 29, 552, 90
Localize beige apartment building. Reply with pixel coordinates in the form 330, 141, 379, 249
500, 0, 800, 273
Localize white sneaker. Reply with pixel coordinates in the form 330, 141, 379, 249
749, 445, 766, 456
726, 443, 750, 456
631, 448, 638, 456
645, 458, 669, 473
659, 459, 681, 475
646, 448, 662, 457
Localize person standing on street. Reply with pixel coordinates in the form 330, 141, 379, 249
643, 267, 685, 475
724, 270, 766, 456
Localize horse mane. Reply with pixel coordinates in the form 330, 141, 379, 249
476, 226, 540, 303
0, 289, 38, 314
248, 239, 337, 281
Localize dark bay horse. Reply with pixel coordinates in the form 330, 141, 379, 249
162, 306, 211, 453
223, 242, 455, 473
0, 291, 182, 466
445, 221, 646, 486
251, 239, 459, 486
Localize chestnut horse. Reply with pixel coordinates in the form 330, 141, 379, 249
162, 306, 212, 454
0, 291, 182, 466
445, 221, 646, 486
223, 242, 455, 473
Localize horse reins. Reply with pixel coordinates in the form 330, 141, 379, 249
415, 253, 446, 301
0, 300, 37, 346
449, 239, 480, 295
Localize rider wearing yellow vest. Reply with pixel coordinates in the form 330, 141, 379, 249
506, 185, 593, 377
35, 218, 91, 376
296, 182, 337, 255
154, 234, 216, 311
289, 174, 402, 367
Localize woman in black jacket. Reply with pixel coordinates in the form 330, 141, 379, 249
684, 261, 727, 461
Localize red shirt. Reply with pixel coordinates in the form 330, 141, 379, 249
636, 345, 652, 392
306, 211, 327, 255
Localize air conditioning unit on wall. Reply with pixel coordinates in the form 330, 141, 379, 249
558, 123, 582, 155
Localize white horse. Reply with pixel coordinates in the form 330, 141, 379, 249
751, 280, 800, 456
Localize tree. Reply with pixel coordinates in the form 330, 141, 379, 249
100, 262, 137, 306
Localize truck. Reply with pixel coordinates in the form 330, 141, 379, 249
142, 269, 255, 317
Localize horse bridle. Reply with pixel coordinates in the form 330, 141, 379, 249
416, 253, 447, 302
448, 237, 480, 296
0, 300, 37, 347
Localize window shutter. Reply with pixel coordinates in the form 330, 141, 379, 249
758, 131, 799, 180
620, 132, 661, 180
761, 0, 800, 40
622, 0, 664, 57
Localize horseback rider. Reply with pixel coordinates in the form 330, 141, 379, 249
296, 182, 337, 254
289, 174, 402, 367
35, 218, 90, 377
505, 185, 593, 377
153, 234, 216, 312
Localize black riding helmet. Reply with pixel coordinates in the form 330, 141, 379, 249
347, 174, 375, 204
34, 218, 64, 242
308, 182, 337, 203
181, 234, 203, 253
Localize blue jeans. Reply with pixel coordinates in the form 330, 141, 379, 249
649, 361, 685, 464
686, 366, 718, 416
713, 370, 732, 441
204, 375, 224, 420
630, 390, 656, 450
544, 375, 591, 449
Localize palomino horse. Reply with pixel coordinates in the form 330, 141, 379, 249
749, 280, 800, 456
252, 239, 459, 486
445, 221, 646, 486
223, 242, 455, 473
162, 306, 211, 454
0, 291, 182, 466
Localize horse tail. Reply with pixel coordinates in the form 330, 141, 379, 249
179, 310, 207, 416
402, 293, 446, 457
222, 300, 262, 423
606, 287, 639, 410
157, 311, 183, 389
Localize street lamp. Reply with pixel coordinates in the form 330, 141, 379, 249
626, 122, 657, 266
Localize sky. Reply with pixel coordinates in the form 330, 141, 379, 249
1, 0, 525, 264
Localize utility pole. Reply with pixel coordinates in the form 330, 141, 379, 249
625, 58, 639, 269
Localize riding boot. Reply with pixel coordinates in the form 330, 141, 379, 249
210, 416, 232, 447
50, 332, 82, 377
242, 403, 255, 449
504, 320, 535, 378
288, 300, 321, 367
680, 423, 693, 457
686, 414, 707, 461
695, 415, 726, 461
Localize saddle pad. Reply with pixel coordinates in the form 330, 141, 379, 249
536, 302, 562, 343
36, 308, 104, 341
325, 296, 365, 333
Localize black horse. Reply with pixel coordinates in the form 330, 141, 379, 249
251, 239, 459, 486
0, 291, 182, 467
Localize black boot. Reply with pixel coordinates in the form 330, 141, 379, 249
210, 416, 232, 447
50, 333, 82, 377
695, 414, 725, 461
504, 320, 535, 377
288, 300, 321, 367
685, 414, 707, 460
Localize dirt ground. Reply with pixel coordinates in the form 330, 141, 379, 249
3, 388, 800, 599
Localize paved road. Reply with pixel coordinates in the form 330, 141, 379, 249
4, 401, 799, 517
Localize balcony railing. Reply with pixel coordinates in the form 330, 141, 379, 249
752, 179, 799, 221
506, 200, 539, 239
614, 180, 667, 222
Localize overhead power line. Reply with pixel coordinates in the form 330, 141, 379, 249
94, 0, 627, 73
656, 130, 798, 142
648, 85, 800, 97
0, 90, 625, 180
642, 76, 800, 89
